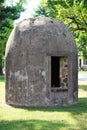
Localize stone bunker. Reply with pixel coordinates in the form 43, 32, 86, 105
5, 17, 78, 107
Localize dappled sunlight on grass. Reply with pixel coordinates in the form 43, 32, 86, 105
0, 104, 86, 130
0, 86, 5, 104
78, 81, 87, 98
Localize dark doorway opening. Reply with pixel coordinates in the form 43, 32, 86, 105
51, 56, 60, 87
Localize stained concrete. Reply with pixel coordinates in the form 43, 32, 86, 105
5, 17, 78, 107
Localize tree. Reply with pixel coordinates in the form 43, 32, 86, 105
0, 0, 27, 75
34, 0, 87, 59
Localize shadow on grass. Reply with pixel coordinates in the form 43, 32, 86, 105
10, 98, 87, 114
0, 119, 69, 130
1, 98, 87, 130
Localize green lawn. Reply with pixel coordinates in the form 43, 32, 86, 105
78, 70, 87, 75
0, 75, 87, 130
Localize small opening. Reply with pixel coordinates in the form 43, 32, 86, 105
51, 56, 60, 87
51, 56, 68, 90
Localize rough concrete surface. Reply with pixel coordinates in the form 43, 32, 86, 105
5, 17, 78, 107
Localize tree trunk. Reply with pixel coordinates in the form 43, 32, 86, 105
0, 65, 3, 75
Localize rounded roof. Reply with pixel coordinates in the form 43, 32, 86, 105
5, 16, 77, 57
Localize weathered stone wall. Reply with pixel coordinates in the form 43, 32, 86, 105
60, 57, 68, 88
5, 17, 78, 107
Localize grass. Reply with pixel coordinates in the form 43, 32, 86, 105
78, 70, 87, 75
0, 74, 87, 130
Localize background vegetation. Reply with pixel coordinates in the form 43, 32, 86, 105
34, 0, 87, 60
0, 0, 27, 75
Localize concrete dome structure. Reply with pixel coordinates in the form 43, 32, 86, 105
5, 17, 78, 107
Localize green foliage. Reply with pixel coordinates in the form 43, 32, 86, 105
34, 0, 87, 59
0, 0, 27, 75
